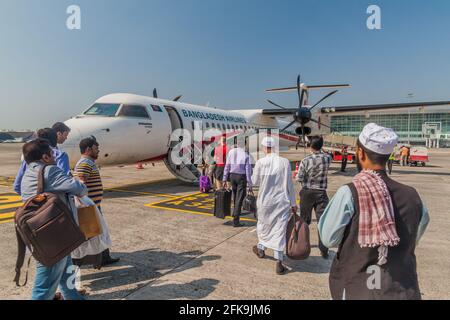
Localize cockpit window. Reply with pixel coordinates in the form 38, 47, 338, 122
84, 103, 120, 117
118, 105, 150, 118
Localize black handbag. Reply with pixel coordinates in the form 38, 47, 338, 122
243, 190, 257, 218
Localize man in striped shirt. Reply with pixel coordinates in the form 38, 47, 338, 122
296, 136, 332, 259
75, 137, 120, 267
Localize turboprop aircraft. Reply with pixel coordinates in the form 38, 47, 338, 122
61, 75, 450, 183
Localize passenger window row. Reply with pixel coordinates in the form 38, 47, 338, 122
190, 121, 259, 131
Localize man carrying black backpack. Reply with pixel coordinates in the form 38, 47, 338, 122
20, 139, 88, 300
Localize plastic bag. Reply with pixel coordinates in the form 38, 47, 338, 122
71, 196, 112, 259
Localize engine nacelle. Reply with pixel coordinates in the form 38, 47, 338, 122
295, 126, 312, 136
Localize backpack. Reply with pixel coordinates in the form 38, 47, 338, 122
14, 165, 86, 286
199, 175, 212, 193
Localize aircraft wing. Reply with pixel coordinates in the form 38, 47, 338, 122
321, 100, 450, 114
262, 109, 298, 116
261, 100, 450, 117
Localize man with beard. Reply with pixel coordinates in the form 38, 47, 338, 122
74, 136, 120, 268
319, 123, 430, 300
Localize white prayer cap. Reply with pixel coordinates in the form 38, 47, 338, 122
261, 137, 276, 148
359, 123, 398, 155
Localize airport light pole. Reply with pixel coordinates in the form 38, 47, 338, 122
407, 93, 414, 145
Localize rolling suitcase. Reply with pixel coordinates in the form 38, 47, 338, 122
214, 189, 232, 219
199, 175, 212, 193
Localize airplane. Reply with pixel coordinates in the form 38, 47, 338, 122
61, 75, 450, 183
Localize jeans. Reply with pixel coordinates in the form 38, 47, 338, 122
32, 256, 85, 300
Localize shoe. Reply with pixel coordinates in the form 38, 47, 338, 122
101, 249, 120, 266
276, 261, 286, 275
101, 257, 120, 266
252, 246, 265, 259
321, 251, 329, 259
233, 223, 245, 228
78, 289, 87, 296
53, 292, 64, 300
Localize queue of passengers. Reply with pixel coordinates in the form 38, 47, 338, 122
14, 122, 430, 300
216, 123, 429, 299
13, 123, 119, 300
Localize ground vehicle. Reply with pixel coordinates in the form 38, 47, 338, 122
394, 145, 429, 167
409, 146, 429, 167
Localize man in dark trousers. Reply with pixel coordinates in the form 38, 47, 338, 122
340, 145, 348, 173
223, 141, 252, 227
319, 123, 430, 300
296, 136, 332, 258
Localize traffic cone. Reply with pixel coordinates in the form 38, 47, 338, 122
136, 162, 144, 170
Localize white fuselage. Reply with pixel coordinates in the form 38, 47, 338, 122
62, 93, 326, 169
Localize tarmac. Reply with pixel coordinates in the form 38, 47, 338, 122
0, 143, 449, 300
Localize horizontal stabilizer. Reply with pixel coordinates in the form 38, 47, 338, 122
266, 84, 350, 93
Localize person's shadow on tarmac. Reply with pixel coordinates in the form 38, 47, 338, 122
79, 248, 220, 300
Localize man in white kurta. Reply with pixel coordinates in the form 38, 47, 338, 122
251, 137, 297, 275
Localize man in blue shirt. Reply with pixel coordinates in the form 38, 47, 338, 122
20, 138, 87, 300
14, 125, 71, 195
319, 123, 430, 300
223, 141, 253, 227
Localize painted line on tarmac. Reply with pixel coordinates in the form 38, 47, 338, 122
145, 192, 257, 223
0, 176, 15, 187
107, 188, 178, 199
106, 178, 178, 191
0, 193, 22, 225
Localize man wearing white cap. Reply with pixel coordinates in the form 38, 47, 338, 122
319, 123, 430, 300
251, 137, 297, 275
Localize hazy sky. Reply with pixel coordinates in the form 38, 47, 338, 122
1, 0, 450, 130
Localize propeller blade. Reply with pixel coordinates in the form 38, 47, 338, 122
297, 75, 302, 107
153, 88, 158, 99
280, 120, 296, 132
308, 90, 338, 111
309, 118, 342, 134
173, 95, 183, 102
267, 99, 287, 110
301, 123, 306, 145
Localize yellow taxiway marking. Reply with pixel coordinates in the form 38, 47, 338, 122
0, 193, 22, 225
0, 176, 15, 187
0, 203, 23, 210
106, 178, 177, 191
145, 204, 257, 223
145, 192, 257, 223
107, 188, 178, 199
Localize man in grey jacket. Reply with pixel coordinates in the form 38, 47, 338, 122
20, 139, 88, 300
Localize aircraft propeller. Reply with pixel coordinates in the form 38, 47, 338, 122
266, 75, 339, 148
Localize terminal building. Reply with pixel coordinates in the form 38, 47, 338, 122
324, 104, 450, 148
